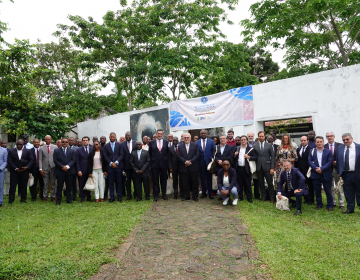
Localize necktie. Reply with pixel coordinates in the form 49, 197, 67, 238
302, 147, 305, 156
344, 146, 350, 171
330, 144, 333, 155
128, 142, 130, 151
111, 142, 114, 152
175, 145, 178, 155
63, 148, 66, 156
138, 151, 141, 161
47, 145, 50, 154
36, 148, 39, 167
260, 142, 263, 151
186, 144, 189, 154
287, 172, 292, 192
158, 140, 161, 152
202, 139, 205, 151
85, 146, 88, 154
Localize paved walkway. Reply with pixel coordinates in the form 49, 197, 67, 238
89, 198, 265, 280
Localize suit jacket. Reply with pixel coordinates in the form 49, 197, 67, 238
233, 146, 257, 175
253, 141, 275, 172
148, 139, 169, 169
308, 148, 333, 181
295, 146, 312, 175
196, 138, 216, 167
271, 144, 279, 158
336, 143, 360, 177
39, 144, 57, 171
69, 145, 78, 152
277, 167, 307, 193
30, 147, 41, 174
215, 144, 235, 172
324, 142, 341, 162
130, 149, 151, 177
217, 167, 238, 192
168, 145, 180, 171
8, 148, 34, 173
87, 149, 107, 174
177, 142, 200, 173
0, 147, 8, 171
103, 141, 124, 170
53, 147, 76, 176
76, 146, 93, 174
121, 140, 137, 169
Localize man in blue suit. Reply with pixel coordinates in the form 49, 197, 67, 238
215, 135, 235, 173
121, 131, 137, 200
277, 160, 309, 215
196, 130, 216, 199
308, 136, 334, 211
53, 137, 77, 205
103, 132, 124, 202
76, 136, 93, 202
336, 133, 360, 214
0, 145, 8, 207
148, 129, 169, 202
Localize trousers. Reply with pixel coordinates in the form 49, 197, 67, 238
92, 169, 105, 199
217, 187, 238, 200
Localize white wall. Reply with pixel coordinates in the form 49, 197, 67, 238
77, 65, 360, 142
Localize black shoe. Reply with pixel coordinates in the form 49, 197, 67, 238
343, 209, 354, 214
108, 198, 115, 203
173, 195, 178, 199
136, 197, 141, 202
126, 196, 132, 201
209, 194, 214, 199
162, 195, 168, 201
0, 204, 2, 207
247, 199, 253, 203
8, 202, 12, 205
20, 200, 27, 203
153, 197, 158, 202
200, 193, 207, 198
31, 198, 36, 202
294, 210, 302, 215
193, 197, 199, 202
145, 196, 150, 200
67, 201, 73, 204
308, 202, 314, 206
117, 197, 122, 202
56, 202, 60, 206
239, 198, 244, 201
182, 197, 190, 201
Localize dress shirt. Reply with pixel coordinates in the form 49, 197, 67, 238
84, 145, 89, 154
344, 142, 356, 171
109, 141, 119, 166
168, 142, 173, 147
238, 147, 246, 166
202, 139, 207, 150
299, 145, 308, 157
137, 149, 142, 161
17, 149, 23, 160
220, 144, 226, 155
274, 139, 281, 145
142, 144, 149, 151
185, 143, 190, 154
62, 147, 70, 169
25, 142, 34, 149
327, 143, 335, 155
35, 147, 39, 163
127, 141, 133, 153
316, 148, 323, 168
156, 139, 163, 150
292, 142, 298, 149
248, 142, 253, 148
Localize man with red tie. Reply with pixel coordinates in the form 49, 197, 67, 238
148, 129, 169, 202
30, 139, 44, 201
169, 136, 181, 199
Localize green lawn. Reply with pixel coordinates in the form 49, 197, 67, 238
0, 195, 152, 280
239, 194, 360, 280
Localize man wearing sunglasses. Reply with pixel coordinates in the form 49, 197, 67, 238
336, 133, 360, 214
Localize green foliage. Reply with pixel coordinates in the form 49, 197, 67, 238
241, 0, 360, 71
266, 118, 309, 135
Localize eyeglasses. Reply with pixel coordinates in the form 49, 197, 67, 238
62, 141, 68, 143
343, 138, 351, 142
326, 135, 334, 138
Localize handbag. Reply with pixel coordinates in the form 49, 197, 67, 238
207, 145, 218, 174
334, 177, 344, 194
306, 148, 315, 178
212, 174, 218, 190
84, 176, 96, 191
276, 195, 290, 211
27, 173, 34, 187
246, 148, 257, 174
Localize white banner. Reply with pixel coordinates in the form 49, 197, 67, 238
169, 86, 254, 131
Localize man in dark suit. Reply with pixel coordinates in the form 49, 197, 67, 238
30, 138, 44, 201
100, 136, 109, 199
121, 131, 137, 200
169, 136, 182, 199
308, 130, 316, 149
233, 135, 257, 203
247, 132, 261, 200
215, 135, 235, 174
148, 129, 169, 202
336, 133, 360, 214
130, 141, 151, 201
178, 133, 200, 201
53, 137, 77, 205
325, 132, 344, 209
196, 130, 216, 199
7, 140, 35, 204
277, 160, 309, 215
253, 131, 276, 203
68, 137, 79, 200
76, 136, 93, 202
267, 135, 279, 157
308, 136, 333, 211
295, 135, 314, 205
103, 132, 124, 202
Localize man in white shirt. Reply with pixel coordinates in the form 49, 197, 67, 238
167, 134, 173, 147
23, 134, 34, 150
270, 131, 281, 146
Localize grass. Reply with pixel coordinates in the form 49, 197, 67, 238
239, 194, 360, 280
0, 194, 152, 280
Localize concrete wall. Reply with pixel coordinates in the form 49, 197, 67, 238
77, 64, 360, 142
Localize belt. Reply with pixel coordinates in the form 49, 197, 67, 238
238, 165, 245, 168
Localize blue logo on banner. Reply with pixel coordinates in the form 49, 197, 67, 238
200, 96, 208, 104
228, 86, 253, 100
170, 111, 191, 127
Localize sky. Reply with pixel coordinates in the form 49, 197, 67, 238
1, 0, 286, 95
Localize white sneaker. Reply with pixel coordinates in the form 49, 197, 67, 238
232, 199, 238, 206
223, 198, 229, 205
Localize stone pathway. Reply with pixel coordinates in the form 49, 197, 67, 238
89, 198, 266, 280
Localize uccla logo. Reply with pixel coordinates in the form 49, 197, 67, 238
200, 96, 208, 104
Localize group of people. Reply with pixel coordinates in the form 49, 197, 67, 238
0, 129, 359, 216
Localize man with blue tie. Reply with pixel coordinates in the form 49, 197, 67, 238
277, 160, 308, 215
53, 137, 77, 205
76, 136, 93, 202
0, 144, 8, 207
148, 129, 169, 202
103, 132, 124, 202
196, 130, 216, 199
121, 131, 137, 200
336, 133, 360, 214
308, 136, 334, 211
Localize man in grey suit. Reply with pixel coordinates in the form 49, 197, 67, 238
39, 135, 57, 202
130, 141, 151, 201
253, 131, 276, 203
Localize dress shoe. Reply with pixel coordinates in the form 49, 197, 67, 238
136, 197, 141, 202
193, 197, 199, 202
20, 200, 27, 203
95, 199, 99, 203
126, 196, 132, 201
248, 199, 253, 203
8, 202, 12, 205
56, 202, 60, 206
173, 195, 178, 199
182, 197, 190, 201
270, 200, 275, 204
208, 194, 214, 199
163, 195, 168, 201
108, 198, 115, 203
315, 207, 321, 210
200, 193, 207, 198
308, 202, 314, 206
42, 199, 47, 202
145, 196, 150, 200
343, 209, 354, 214
117, 198, 123, 203
261, 199, 266, 202
67, 201, 73, 204
340, 206, 345, 210
153, 197, 158, 202
294, 210, 302, 216
51, 198, 56, 202
0, 204, 2, 207
327, 208, 333, 212
101, 199, 104, 202
31, 198, 36, 202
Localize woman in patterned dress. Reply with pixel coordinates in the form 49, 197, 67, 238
275, 134, 298, 182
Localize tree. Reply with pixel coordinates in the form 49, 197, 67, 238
241, 0, 360, 71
